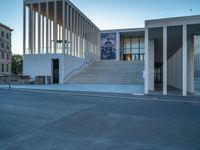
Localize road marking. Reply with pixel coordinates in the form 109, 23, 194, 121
2, 88, 200, 104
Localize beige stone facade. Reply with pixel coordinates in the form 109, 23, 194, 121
0, 23, 13, 76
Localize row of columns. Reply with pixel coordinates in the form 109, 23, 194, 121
23, 0, 99, 59
145, 24, 188, 96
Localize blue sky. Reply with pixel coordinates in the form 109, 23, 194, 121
0, 0, 200, 54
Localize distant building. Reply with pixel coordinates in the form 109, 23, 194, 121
0, 23, 13, 76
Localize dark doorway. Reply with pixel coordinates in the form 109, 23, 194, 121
155, 63, 163, 84
52, 59, 59, 84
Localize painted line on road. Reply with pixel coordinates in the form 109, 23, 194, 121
3, 88, 200, 104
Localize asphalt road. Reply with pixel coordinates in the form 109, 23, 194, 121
0, 89, 200, 150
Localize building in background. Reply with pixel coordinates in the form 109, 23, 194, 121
23, 0, 200, 96
0, 23, 13, 76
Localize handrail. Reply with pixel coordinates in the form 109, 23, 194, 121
63, 57, 94, 83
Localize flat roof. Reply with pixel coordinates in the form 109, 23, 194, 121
101, 28, 145, 33
0, 22, 13, 31
145, 15, 200, 28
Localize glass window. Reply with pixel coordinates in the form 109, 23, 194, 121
1, 42, 4, 48
140, 48, 145, 54
2, 64, 4, 72
1, 31, 4, 37
140, 38, 145, 49
140, 54, 145, 61
132, 48, 139, 54
122, 37, 145, 61
6, 33, 9, 39
2, 52, 4, 59
6, 64, 9, 72
124, 38, 131, 49
132, 38, 139, 48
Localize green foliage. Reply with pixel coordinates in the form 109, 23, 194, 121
12, 54, 23, 75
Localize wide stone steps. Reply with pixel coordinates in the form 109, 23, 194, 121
66, 60, 144, 84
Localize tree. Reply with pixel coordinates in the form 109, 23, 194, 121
12, 54, 23, 75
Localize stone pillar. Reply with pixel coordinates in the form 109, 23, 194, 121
148, 40, 155, 91
23, 2, 26, 55
187, 37, 195, 94
116, 32, 120, 61
46, 0, 49, 54
62, 0, 65, 54
182, 24, 188, 96
70, 7, 73, 55
54, 0, 57, 53
33, 11, 35, 54
42, 16, 44, 53
50, 20, 52, 53
38, 2, 41, 54
66, 3, 69, 54
73, 11, 76, 56
29, 4, 33, 54
163, 26, 167, 95
144, 28, 149, 94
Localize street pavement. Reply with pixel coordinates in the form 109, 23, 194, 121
0, 89, 200, 150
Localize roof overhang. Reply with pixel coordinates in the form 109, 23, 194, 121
145, 15, 200, 28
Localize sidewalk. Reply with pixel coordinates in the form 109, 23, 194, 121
0, 84, 144, 95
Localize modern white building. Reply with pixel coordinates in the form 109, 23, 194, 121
23, 0, 200, 96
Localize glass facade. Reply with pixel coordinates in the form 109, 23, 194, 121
121, 37, 144, 61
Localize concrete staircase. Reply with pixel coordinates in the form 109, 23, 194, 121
66, 60, 144, 84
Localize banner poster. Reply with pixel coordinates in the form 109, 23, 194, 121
101, 33, 116, 60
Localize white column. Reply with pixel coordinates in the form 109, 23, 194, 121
187, 37, 195, 94
182, 24, 187, 96
66, 3, 69, 54
163, 26, 167, 95
33, 12, 36, 54
81, 17, 84, 58
38, 2, 41, 54
84, 19, 86, 58
50, 20, 52, 53
86, 21, 89, 59
46, 1, 49, 54
54, 1, 57, 53
148, 40, 155, 91
23, 2, 26, 55
76, 13, 79, 57
144, 28, 149, 94
28, 5, 32, 54
70, 7, 72, 55
73, 11, 76, 56
42, 16, 44, 53
116, 32, 120, 60
62, 0, 65, 54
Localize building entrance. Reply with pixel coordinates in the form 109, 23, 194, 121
52, 59, 59, 84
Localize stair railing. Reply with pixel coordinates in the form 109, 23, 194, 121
63, 57, 94, 83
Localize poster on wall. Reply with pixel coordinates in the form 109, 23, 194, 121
101, 33, 116, 60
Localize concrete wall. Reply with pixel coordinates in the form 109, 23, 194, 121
63, 55, 87, 80
167, 47, 182, 89
23, 54, 87, 84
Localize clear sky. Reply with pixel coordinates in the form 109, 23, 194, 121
0, 0, 200, 54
